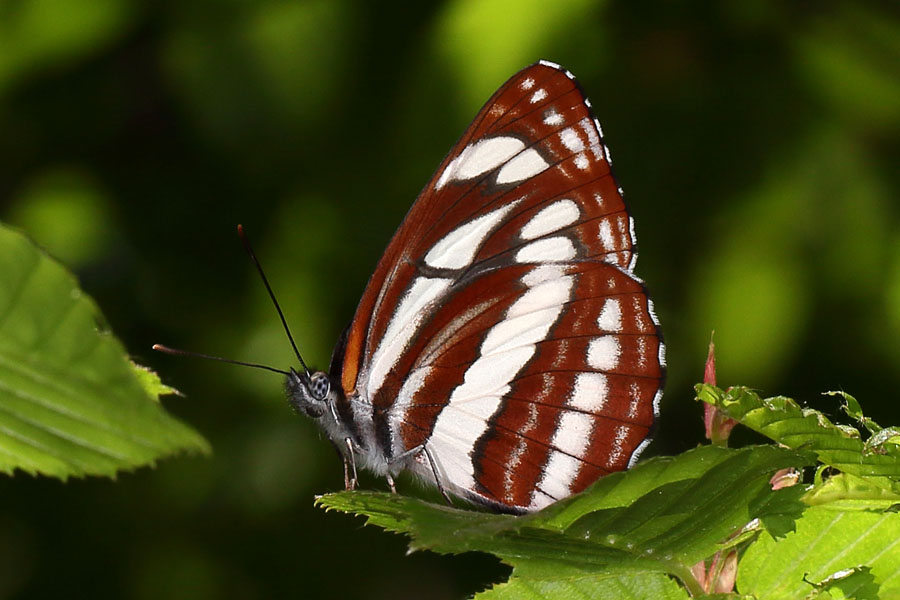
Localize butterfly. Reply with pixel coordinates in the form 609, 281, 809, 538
284, 60, 664, 514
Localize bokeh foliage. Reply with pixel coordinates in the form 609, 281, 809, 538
0, 0, 898, 598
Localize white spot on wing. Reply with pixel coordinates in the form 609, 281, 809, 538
543, 109, 564, 126
482, 278, 571, 355
636, 337, 648, 368
530, 88, 548, 103
560, 128, 584, 153
481, 307, 561, 357
535, 451, 581, 504
570, 373, 609, 412
587, 336, 621, 371
554, 412, 593, 458
631, 296, 648, 331
520, 200, 580, 240
528, 491, 555, 511
425, 201, 520, 269
367, 277, 451, 397
428, 392, 507, 491
389, 367, 430, 455
515, 236, 576, 263
507, 278, 572, 319
628, 381, 641, 418
608, 424, 630, 467
522, 264, 567, 287
434, 160, 455, 190
597, 298, 623, 332
598, 219, 615, 250
580, 118, 603, 161
496, 148, 549, 184
520, 76, 535, 90
435, 137, 525, 190
573, 153, 589, 170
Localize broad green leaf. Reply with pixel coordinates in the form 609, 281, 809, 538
318, 445, 808, 595
0, 223, 209, 479
737, 506, 900, 599
558, 446, 810, 563
318, 385, 899, 597
538, 445, 759, 529
696, 385, 900, 490
475, 571, 689, 600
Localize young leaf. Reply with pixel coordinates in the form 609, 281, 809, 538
0, 223, 209, 479
696, 384, 900, 491
804, 472, 900, 509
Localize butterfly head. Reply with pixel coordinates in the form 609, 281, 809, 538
286, 368, 338, 420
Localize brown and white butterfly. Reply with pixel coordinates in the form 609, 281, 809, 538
287, 60, 664, 514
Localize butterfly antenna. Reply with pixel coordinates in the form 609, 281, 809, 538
237, 224, 311, 377
152, 344, 289, 376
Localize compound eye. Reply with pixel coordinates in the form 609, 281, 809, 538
309, 372, 330, 401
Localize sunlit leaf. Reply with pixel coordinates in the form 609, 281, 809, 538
696, 385, 900, 491
318, 445, 808, 595
475, 571, 688, 600
803, 473, 900, 510
0, 223, 209, 479
738, 506, 900, 599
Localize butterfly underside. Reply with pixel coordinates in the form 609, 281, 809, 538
316, 60, 664, 513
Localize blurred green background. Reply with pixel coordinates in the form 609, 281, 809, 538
1, 0, 898, 598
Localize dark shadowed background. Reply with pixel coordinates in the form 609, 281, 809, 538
1, 1, 898, 598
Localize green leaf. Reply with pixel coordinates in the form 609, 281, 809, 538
131, 362, 181, 402
0, 223, 209, 479
804, 473, 900, 510
559, 446, 811, 564
475, 571, 689, 600
737, 506, 900, 599
814, 567, 880, 600
830, 391, 872, 431
318, 445, 809, 596
696, 385, 900, 491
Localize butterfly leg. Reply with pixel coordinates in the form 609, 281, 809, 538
385, 472, 397, 494
343, 437, 359, 491
422, 444, 453, 507
388, 443, 452, 506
